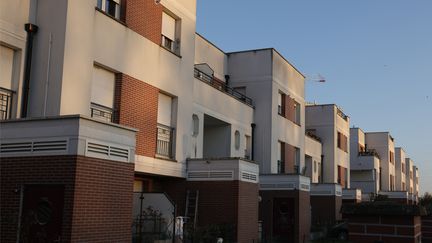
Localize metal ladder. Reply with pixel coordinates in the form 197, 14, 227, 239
185, 190, 199, 230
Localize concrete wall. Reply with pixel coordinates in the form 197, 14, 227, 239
306, 104, 350, 187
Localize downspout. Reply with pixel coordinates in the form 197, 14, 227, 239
251, 123, 256, 160
320, 154, 324, 183
21, 23, 39, 118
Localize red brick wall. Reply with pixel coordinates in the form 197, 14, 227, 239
260, 190, 310, 243
345, 214, 422, 243
70, 156, 134, 242
161, 179, 259, 243
311, 195, 342, 226
238, 182, 259, 243
117, 74, 159, 157
0, 155, 134, 243
125, 0, 163, 45
1, 156, 76, 243
423, 215, 432, 243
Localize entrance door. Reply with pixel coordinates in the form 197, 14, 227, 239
19, 185, 65, 243
273, 198, 295, 242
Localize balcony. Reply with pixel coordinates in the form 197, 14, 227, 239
310, 183, 342, 197
187, 158, 259, 183
0, 115, 137, 162
0, 87, 14, 120
342, 188, 362, 201
260, 174, 311, 191
194, 68, 253, 106
359, 149, 380, 159
156, 123, 174, 159
90, 102, 114, 123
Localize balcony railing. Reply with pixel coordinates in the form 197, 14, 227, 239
277, 160, 285, 173
194, 68, 253, 106
156, 123, 174, 159
0, 87, 14, 120
90, 102, 114, 123
359, 149, 380, 159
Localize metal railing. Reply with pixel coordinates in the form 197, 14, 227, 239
277, 160, 285, 174
156, 123, 174, 159
359, 149, 380, 159
90, 102, 114, 122
194, 68, 253, 106
0, 87, 14, 120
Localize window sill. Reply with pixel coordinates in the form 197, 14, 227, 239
160, 45, 182, 58
155, 155, 177, 162
95, 7, 127, 27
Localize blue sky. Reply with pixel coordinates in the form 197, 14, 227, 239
196, 0, 432, 194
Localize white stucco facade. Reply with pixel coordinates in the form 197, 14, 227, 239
365, 132, 396, 191
305, 104, 350, 188
228, 49, 306, 175
395, 147, 407, 191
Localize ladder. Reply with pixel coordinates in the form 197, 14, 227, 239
185, 190, 199, 230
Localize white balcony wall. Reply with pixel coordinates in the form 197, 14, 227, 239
395, 147, 406, 191
305, 135, 322, 183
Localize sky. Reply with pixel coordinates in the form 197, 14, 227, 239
196, 0, 432, 195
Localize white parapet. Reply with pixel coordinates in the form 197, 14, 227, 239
310, 183, 342, 196
379, 190, 409, 199
259, 174, 311, 192
186, 158, 259, 184
0, 115, 137, 163
342, 188, 362, 201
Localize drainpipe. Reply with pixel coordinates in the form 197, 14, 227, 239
21, 23, 39, 118
320, 154, 324, 183
251, 123, 256, 160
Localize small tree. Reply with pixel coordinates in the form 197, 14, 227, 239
420, 192, 432, 215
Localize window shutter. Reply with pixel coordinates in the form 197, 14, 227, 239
162, 12, 176, 41
284, 143, 295, 173
0, 45, 14, 89
91, 66, 115, 108
157, 93, 172, 126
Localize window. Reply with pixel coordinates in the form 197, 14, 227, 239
337, 165, 347, 188
234, 130, 240, 150
162, 12, 180, 54
277, 141, 285, 174
294, 147, 300, 174
156, 93, 175, 159
192, 114, 199, 137
389, 151, 394, 164
91, 66, 115, 122
294, 100, 301, 125
337, 132, 348, 152
402, 163, 405, 173
313, 160, 317, 173
0, 45, 15, 120
97, 0, 121, 19
278, 92, 285, 116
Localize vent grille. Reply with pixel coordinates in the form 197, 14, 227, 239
187, 171, 234, 181
86, 141, 129, 161
241, 172, 258, 182
0, 140, 68, 154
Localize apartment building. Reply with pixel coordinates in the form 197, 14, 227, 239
304, 104, 350, 225
227, 48, 311, 242
305, 104, 350, 188
395, 147, 407, 191
365, 132, 396, 192
1, 0, 260, 242
406, 158, 416, 203
413, 166, 420, 201
350, 127, 380, 200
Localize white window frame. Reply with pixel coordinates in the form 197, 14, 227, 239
97, 0, 121, 19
